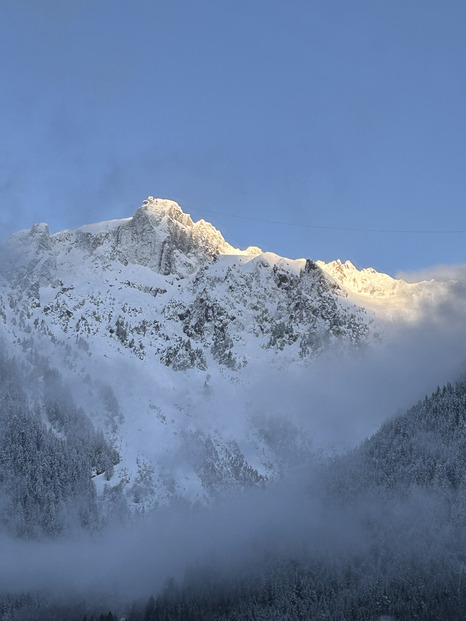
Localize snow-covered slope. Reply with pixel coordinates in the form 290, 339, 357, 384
318, 258, 446, 322
0, 196, 449, 512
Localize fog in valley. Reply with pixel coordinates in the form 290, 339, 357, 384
2, 270, 466, 619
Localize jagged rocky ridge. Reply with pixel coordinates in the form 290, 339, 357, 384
0, 197, 437, 512
0, 197, 371, 368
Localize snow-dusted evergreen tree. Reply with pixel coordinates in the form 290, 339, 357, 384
0, 350, 119, 538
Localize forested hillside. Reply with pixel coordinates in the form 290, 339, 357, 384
0, 350, 118, 538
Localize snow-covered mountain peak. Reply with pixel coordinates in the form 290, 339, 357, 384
132, 197, 262, 259
2, 198, 265, 287
316, 257, 449, 322
135, 196, 194, 227
3, 196, 456, 510
7, 221, 51, 250
122, 196, 239, 274
318, 258, 406, 298
1, 221, 56, 287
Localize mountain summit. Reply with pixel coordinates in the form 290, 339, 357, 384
0, 196, 449, 509
116, 197, 236, 274
53, 197, 261, 278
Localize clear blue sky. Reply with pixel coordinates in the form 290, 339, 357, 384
1, 0, 465, 275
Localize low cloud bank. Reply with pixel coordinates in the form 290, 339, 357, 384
2, 263, 466, 609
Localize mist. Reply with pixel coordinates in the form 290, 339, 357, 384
230, 295, 466, 453
2, 253, 466, 618
0, 456, 437, 602
2, 285, 466, 613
